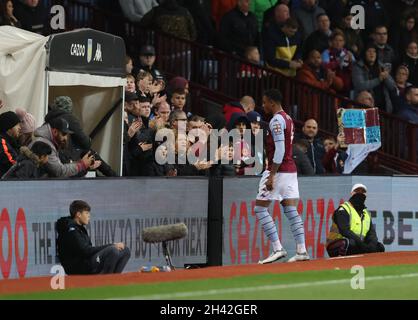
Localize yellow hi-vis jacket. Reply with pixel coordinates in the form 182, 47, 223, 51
326, 202, 371, 246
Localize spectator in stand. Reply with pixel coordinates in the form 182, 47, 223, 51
373, 25, 397, 73
293, 0, 326, 40
303, 13, 333, 58
168, 109, 188, 131
347, 0, 388, 42
297, 49, 344, 93
119, 0, 158, 23
0, 111, 21, 177
149, 100, 171, 130
1, 141, 51, 179
322, 134, 347, 174
170, 89, 187, 112
239, 46, 264, 78
401, 41, 418, 87
296, 118, 325, 174
352, 43, 396, 113
149, 142, 176, 176
125, 55, 134, 75
167, 76, 190, 113
250, 0, 275, 32
322, 29, 355, 95
227, 112, 252, 175
219, 0, 259, 56
292, 139, 314, 175
182, 0, 221, 47
0, 0, 21, 27
45, 96, 91, 161
140, 0, 197, 41
122, 92, 142, 176
393, 14, 418, 58
356, 90, 375, 107
297, 49, 344, 119
30, 117, 97, 178
13, 0, 48, 35
262, 2, 290, 35
128, 96, 155, 176
317, 0, 347, 29
397, 86, 418, 120
337, 10, 364, 59
15, 108, 35, 147
393, 65, 413, 112
132, 45, 164, 82
211, 0, 237, 29
223, 101, 246, 123
136, 70, 153, 99
264, 17, 303, 77
240, 95, 257, 113
395, 85, 418, 159
125, 74, 136, 94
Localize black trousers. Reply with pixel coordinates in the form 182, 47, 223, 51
89, 246, 131, 274
327, 239, 385, 258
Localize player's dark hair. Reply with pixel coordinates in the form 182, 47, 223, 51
263, 89, 283, 104
69, 200, 91, 218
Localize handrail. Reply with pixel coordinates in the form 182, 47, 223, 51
43, 0, 418, 174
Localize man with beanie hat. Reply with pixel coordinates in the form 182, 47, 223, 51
0, 111, 21, 176
326, 183, 385, 257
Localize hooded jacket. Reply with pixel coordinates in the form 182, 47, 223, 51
56, 216, 111, 275
1, 146, 48, 179
29, 124, 87, 177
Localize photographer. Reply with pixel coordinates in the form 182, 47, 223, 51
45, 96, 117, 176
29, 117, 96, 178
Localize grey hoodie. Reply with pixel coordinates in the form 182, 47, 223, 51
29, 124, 86, 177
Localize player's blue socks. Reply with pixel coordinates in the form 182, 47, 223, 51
254, 206, 282, 251
284, 206, 306, 253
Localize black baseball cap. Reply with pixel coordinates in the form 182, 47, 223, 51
49, 117, 73, 134
139, 45, 156, 56
125, 92, 139, 102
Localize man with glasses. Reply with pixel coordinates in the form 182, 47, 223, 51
326, 183, 385, 257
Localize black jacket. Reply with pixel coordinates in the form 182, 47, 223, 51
13, 0, 48, 34
128, 116, 156, 176
0, 132, 19, 177
219, 7, 259, 56
333, 204, 379, 252
295, 133, 325, 174
56, 217, 111, 275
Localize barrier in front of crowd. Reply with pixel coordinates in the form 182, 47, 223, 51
1, 176, 417, 279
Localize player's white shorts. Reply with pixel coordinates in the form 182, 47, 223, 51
256, 171, 299, 202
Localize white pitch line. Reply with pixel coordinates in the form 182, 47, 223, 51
112, 272, 418, 300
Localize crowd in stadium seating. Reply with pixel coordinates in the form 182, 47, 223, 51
1, 0, 418, 178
